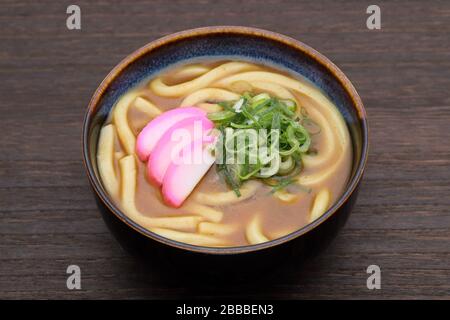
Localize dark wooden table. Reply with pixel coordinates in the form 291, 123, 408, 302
1, 0, 449, 299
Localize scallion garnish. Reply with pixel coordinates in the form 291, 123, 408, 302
208, 92, 317, 196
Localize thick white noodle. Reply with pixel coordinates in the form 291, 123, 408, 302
309, 188, 331, 222
149, 62, 257, 97
193, 180, 259, 206
112, 91, 140, 154
150, 227, 227, 247
97, 124, 120, 198
119, 155, 203, 232
246, 214, 269, 244
180, 88, 239, 107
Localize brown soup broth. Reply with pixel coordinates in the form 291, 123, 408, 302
100, 59, 352, 247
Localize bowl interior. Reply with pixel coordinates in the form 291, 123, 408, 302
84, 28, 367, 253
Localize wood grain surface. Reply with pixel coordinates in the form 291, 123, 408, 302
0, 0, 449, 299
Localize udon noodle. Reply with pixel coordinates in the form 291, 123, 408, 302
97, 60, 352, 247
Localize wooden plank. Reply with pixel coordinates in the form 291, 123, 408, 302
0, 0, 449, 299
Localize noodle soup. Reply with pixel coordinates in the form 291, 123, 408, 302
97, 60, 352, 247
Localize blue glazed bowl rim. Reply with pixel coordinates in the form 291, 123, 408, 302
82, 26, 369, 255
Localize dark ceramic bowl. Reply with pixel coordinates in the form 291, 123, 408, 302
82, 26, 368, 278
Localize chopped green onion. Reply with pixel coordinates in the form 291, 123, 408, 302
208, 92, 318, 196
281, 99, 297, 113
208, 110, 236, 122
278, 156, 295, 175
251, 93, 271, 103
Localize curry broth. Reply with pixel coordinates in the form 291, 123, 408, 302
101, 60, 352, 247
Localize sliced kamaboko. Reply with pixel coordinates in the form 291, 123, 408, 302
162, 142, 216, 208
135, 107, 205, 161
147, 116, 214, 186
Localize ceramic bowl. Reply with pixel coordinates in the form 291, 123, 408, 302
82, 26, 368, 277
